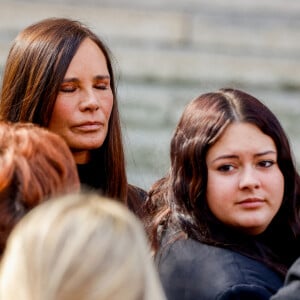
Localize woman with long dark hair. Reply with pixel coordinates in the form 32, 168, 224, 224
143, 88, 300, 299
0, 17, 146, 215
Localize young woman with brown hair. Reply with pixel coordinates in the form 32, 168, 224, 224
143, 88, 300, 299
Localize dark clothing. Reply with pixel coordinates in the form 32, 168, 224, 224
156, 237, 283, 300
191, 209, 297, 277
271, 257, 300, 300
77, 163, 147, 216
77, 162, 105, 193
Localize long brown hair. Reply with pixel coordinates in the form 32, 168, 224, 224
0, 18, 128, 202
0, 121, 80, 255
144, 88, 300, 275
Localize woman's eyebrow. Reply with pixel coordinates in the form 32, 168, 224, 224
61, 77, 79, 83
94, 75, 110, 80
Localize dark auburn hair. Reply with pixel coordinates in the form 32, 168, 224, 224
0, 121, 80, 255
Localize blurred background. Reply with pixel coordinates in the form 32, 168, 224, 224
0, 0, 300, 190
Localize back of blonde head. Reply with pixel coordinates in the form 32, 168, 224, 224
0, 193, 166, 300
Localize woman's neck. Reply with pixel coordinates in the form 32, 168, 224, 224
72, 150, 90, 164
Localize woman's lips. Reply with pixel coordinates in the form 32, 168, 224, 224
237, 198, 265, 209
73, 122, 103, 132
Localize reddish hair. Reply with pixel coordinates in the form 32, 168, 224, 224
0, 121, 80, 254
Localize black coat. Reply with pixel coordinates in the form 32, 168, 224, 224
271, 257, 300, 300
156, 237, 283, 300
76, 163, 147, 216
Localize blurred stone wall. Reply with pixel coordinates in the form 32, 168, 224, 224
0, 0, 300, 189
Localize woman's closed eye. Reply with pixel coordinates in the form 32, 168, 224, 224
94, 83, 109, 90
94, 78, 110, 90
60, 82, 77, 93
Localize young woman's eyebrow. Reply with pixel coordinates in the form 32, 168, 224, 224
210, 154, 238, 164
210, 150, 276, 164
254, 150, 277, 158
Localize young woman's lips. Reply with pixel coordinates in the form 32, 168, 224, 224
237, 198, 265, 209
73, 122, 103, 132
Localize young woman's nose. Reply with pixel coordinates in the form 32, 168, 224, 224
238, 166, 261, 190
79, 90, 100, 112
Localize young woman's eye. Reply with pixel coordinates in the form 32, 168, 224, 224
217, 164, 234, 172
258, 160, 274, 168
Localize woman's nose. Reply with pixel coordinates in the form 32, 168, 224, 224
238, 166, 261, 190
79, 90, 99, 112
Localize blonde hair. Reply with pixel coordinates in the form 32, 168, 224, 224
0, 193, 166, 300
